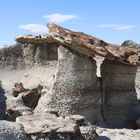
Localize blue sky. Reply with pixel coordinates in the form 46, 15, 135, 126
0, 0, 140, 46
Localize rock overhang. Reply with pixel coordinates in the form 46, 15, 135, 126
47, 23, 140, 66
15, 34, 58, 44
14, 23, 140, 66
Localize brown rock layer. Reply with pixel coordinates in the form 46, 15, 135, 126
47, 23, 140, 65
15, 34, 57, 44
13, 82, 29, 97
22, 85, 43, 108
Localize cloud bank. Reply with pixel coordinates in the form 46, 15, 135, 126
19, 13, 79, 33
43, 13, 78, 23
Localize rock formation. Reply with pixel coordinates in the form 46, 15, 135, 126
47, 23, 140, 128
0, 23, 140, 139
36, 45, 103, 124
0, 35, 58, 71
101, 60, 140, 128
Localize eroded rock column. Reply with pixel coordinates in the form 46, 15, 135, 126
101, 60, 140, 128
41, 46, 102, 124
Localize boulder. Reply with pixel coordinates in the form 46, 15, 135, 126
16, 113, 77, 134
16, 112, 99, 140
13, 82, 29, 97
22, 84, 43, 108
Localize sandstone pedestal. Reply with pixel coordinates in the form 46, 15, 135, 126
36, 46, 103, 124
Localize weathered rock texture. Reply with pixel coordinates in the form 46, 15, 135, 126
36, 45, 103, 124
97, 127, 140, 140
16, 113, 99, 140
101, 60, 140, 128
0, 38, 58, 70
15, 34, 57, 44
0, 35, 58, 121
0, 120, 29, 140
6, 91, 32, 121
22, 84, 43, 108
0, 43, 23, 70
47, 23, 140, 128
13, 82, 29, 97
48, 23, 140, 65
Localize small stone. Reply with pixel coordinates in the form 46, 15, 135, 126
22, 84, 43, 108
12, 82, 28, 97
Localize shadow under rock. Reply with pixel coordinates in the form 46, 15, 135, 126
0, 83, 7, 120
99, 136, 110, 140
101, 60, 140, 129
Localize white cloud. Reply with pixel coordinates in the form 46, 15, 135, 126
96, 24, 135, 30
19, 24, 48, 33
115, 25, 135, 30
43, 13, 78, 23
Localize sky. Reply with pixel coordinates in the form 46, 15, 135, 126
0, 0, 140, 47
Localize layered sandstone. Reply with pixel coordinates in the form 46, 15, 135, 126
47, 23, 140, 128
0, 23, 140, 140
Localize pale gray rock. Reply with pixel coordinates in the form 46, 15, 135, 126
16, 113, 99, 140
97, 127, 140, 140
36, 45, 103, 124
0, 43, 24, 70
22, 43, 58, 67
16, 113, 77, 134
0, 40, 58, 70
6, 92, 32, 121
0, 38, 58, 121
80, 126, 99, 140
0, 120, 29, 140
101, 60, 140, 128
